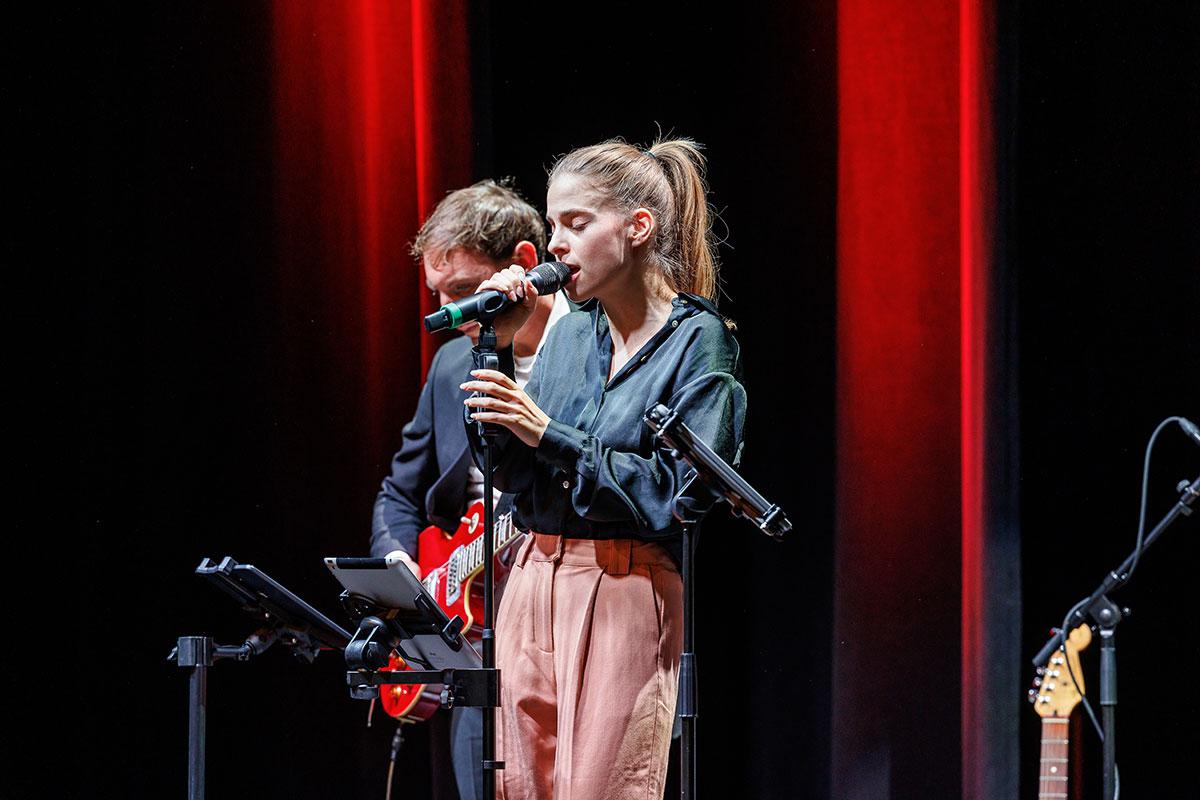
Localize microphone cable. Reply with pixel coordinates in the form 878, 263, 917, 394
384, 723, 404, 800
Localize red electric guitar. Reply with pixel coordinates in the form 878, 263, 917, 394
1028, 623, 1092, 800
379, 500, 525, 722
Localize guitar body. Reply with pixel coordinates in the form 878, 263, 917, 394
381, 501, 522, 723
416, 502, 497, 637
379, 653, 442, 722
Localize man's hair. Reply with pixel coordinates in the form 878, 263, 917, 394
411, 179, 546, 264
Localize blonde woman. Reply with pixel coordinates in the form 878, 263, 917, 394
462, 138, 746, 799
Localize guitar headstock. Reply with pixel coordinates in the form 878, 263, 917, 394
1029, 623, 1092, 718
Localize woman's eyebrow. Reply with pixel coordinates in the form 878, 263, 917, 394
548, 207, 592, 221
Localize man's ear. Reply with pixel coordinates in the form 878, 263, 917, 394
629, 208, 656, 248
510, 240, 539, 269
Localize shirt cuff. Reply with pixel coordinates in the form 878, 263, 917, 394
536, 419, 589, 473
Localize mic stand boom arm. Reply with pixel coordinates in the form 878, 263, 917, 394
643, 402, 792, 800
1032, 474, 1199, 666
643, 403, 792, 539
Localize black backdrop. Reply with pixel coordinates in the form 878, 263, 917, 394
1014, 3, 1199, 800
71, 2, 1196, 799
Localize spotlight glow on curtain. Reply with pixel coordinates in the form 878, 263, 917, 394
272, 0, 472, 460
834, 0, 1000, 796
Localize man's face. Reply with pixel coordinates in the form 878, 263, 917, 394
424, 247, 504, 344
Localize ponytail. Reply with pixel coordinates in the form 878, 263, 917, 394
644, 139, 718, 301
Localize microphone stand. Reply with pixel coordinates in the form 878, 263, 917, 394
644, 403, 791, 800
1032, 474, 1199, 800
471, 318, 505, 799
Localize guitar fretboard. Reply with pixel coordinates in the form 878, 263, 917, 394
1038, 717, 1070, 800
461, 513, 520, 576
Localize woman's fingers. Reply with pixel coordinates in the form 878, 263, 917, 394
458, 383, 520, 407
459, 381, 518, 402
463, 395, 522, 415
473, 265, 533, 301
467, 369, 516, 387
468, 410, 523, 426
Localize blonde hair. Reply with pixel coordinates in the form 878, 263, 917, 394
548, 137, 721, 301
412, 179, 546, 263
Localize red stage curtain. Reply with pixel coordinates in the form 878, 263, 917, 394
835, 0, 1002, 797
271, 0, 472, 475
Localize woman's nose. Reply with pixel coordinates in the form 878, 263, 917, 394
548, 229, 567, 256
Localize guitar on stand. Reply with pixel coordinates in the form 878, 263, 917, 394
1028, 624, 1092, 800
378, 500, 523, 721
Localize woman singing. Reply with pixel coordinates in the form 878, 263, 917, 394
461, 137, 746, 799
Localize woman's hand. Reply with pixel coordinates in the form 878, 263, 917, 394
473, 265, 540, 349
461, 368, 550, 447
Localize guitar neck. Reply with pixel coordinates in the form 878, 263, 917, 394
1038, 717, 1070, 800
461, 513, 521, 576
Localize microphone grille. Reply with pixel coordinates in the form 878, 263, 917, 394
528, 261, 572, 292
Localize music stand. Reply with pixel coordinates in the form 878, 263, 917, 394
170, 556, 352, 800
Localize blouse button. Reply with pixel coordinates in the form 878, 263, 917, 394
671, 319, 679, 328
561, 480, 570, 489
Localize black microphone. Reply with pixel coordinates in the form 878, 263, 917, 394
1179, 417, 1200, 447
423, 261, 572, 333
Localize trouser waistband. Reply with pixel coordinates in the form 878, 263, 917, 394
514, 533, 675, 576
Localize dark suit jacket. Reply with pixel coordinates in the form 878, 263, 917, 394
370, 336, 477, 558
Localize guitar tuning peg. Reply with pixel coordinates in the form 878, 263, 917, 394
1033, 678, 1042, 687
1036, 666, 1045, 676
1027, 689, 1038, 703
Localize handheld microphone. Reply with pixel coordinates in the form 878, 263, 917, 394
423, 261, 572, 333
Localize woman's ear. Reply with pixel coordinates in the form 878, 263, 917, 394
629, 208, 656, 248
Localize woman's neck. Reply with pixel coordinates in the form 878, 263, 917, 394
599, 264, 675, 377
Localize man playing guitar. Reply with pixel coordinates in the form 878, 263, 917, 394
370, 179, 570, 800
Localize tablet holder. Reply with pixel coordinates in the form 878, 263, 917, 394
339, 590, 498, 711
